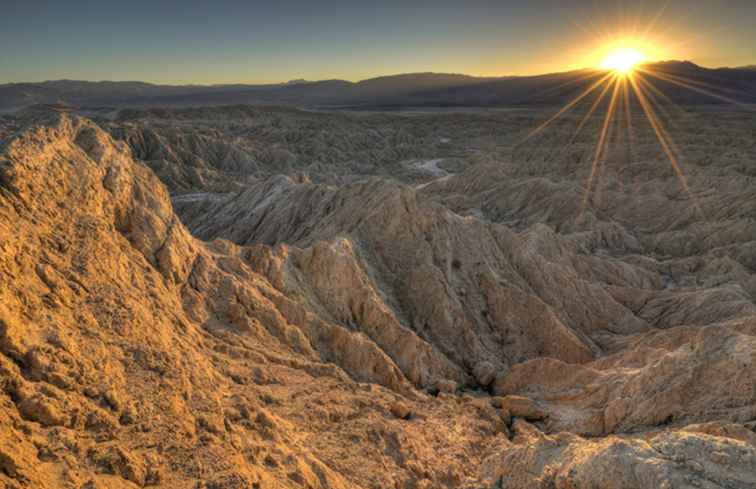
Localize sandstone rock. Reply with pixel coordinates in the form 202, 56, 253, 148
495, 324, 756, 435
490, 397, 506, 409
0, 429, 46, 486
492, 396, 546, 421
391, 401, 412, 420
682, 421, 756, 447
603, 397, 631, 433
472, 361, 496, 387
103, 388, 123, 412
489, 428, 756, 489
0, 306, 29, 362
90, 446, 147, 487
498, 408, 512, 426
435, 379, 458, 394
18, 395, 67, 427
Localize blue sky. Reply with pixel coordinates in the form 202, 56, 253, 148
2, 0, 755, 84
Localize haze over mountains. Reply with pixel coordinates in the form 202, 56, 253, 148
3, 61, 756, 112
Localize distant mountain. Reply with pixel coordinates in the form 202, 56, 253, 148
1, 62, 755, 111
0, 79, 285, 111
636, 61, 756, 104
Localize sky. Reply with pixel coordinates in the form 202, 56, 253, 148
2, 0, 756, 85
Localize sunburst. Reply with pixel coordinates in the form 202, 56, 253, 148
518, 20, 750, 223
601, 47, 647, 74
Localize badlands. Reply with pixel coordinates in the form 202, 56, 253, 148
0, 102, 755, 488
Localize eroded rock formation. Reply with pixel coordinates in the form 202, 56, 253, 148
0, 108, 755, 488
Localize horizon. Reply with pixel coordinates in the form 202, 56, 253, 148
3, 59, 753, 88
3, 0, 756, 85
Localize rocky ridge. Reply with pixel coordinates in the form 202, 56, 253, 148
177, 169, 756, 438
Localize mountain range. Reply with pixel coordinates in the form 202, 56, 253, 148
3, 61, 756, 111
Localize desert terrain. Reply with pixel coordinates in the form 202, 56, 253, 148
1, 95, 756, 489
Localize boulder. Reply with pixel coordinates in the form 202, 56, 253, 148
390, 401, 412, 420
492, 396, 546, 421
436, 379, 458, 394
473, 361, 496, 387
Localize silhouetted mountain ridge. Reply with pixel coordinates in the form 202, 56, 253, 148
1, 62, 754, 111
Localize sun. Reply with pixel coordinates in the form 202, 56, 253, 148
600, 47, 647, 74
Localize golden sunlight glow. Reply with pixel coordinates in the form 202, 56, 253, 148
519, 30, 740, 221
600, 47, 647, 74
518, 5, 748, 222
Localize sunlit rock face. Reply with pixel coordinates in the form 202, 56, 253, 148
0, 105, 755, 488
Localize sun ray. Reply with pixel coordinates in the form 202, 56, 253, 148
616, 76, 636, 173
635, 78, 685, 164
633, 75, 681, 134
594, 82, 622, 209
571, 75, 615, 143
515, 9, 749, 225
581, 75, 621, 215
633, 72, 688, 119
641, 0, 671, 41
621, 76, 636, 148
520, 72, 614, 144
519, 70, 607, 106
628, 74, 703, 217
642, 65, 745, 97
637, 67, 749, 108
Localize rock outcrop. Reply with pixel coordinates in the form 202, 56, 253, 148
480, 420, 756, 489
0, 113, 498, 488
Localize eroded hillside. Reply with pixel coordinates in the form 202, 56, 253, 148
0, 108, 755, 488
